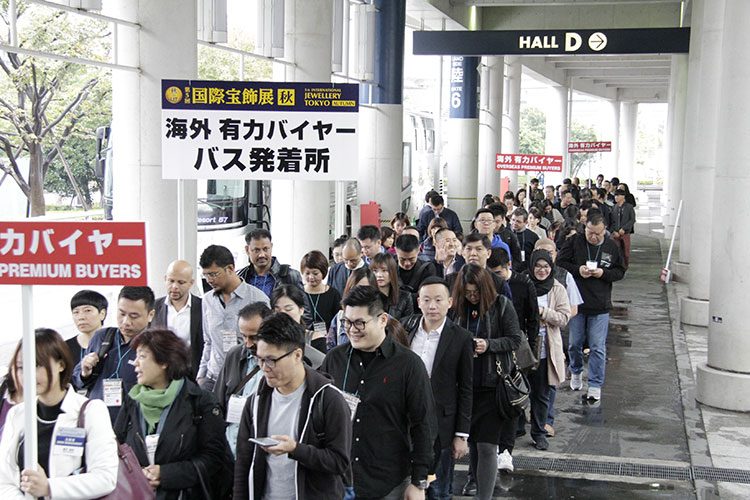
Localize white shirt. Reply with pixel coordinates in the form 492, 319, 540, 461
565, 273, 584, 307
411, 317, 447, 377
166, 299, 192, 345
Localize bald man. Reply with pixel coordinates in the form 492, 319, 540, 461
327, 238, 366, 296
152, 260, 204, 378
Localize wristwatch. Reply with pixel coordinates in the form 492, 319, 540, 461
413, 479, 429, 490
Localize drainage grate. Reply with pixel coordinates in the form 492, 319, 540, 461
511, 456, 750, 485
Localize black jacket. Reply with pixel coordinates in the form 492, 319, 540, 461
433, 254, 466, 278
496, 225, 524, 272
404, 315, 473, 449
452, 295, 522, 387
234, 367, 352, 500
152, 295, 203, 379
387, 288, 414, 320
508, 270, 540, 351
557, 233, 626, 315
114, 379, 231, 500
328, 261, 365, 297
213, 344, 260, 413
237, 256, 304, 291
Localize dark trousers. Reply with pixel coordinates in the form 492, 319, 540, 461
528, 358, 550, 441
427, 447, 454, 500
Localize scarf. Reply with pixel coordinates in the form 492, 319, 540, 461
529, 249, 555, 297
129, 378, 184, 434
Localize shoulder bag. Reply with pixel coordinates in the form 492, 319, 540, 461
495, 352, 531, 421
78, 399, 155, 500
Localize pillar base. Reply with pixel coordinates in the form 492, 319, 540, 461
672, 261, 690, 283
680, 297, 709, 326
696, 363, 750, 411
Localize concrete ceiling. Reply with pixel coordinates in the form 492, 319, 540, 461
406, 0, 689, 103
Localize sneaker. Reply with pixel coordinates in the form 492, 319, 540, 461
587, 386, 601, 401
534, 436, 549, 451
570, 373, 583, 391
497, 449, 514, 472
544, 424, 555, 437
461, 479, 477, 496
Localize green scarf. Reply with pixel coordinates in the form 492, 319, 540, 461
129, 378, 184, 434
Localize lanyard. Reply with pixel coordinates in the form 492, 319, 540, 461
306, 292, 322, 322
342, 348, 359, 397
587, 242, 602, 263
108, 335, 132, 379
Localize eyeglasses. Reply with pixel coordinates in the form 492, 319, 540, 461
341, 317, 374, 332
475, 218, 494, 224
202, 268, 226, 280
465, 288, 480, 297
258, 349, 296, 368
534, 263, 551, 270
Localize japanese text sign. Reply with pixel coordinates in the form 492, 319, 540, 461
568, 141, 611, 153
0, 221, 147, 285
495, 153, 563, 172
161, 80, 359, 181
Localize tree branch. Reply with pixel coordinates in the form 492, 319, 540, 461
40, 77, 97, 138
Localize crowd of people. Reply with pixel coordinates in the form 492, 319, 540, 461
0, 175, 632, 499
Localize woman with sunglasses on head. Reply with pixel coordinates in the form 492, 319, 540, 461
0, 329, 118, 499
114, 329, 231, 500
450, 264, 521, 500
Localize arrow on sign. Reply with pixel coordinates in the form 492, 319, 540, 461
588, 32, 607, 51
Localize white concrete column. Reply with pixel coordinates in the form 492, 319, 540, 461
676, 0, 706, 275
681, 0, 725, 327
477, 56, 504, 203
618, 101, 638, 186
108, 0, 197, 294
270, 0, 333, 268
663, 54, 689, 240
544, 85, 568, 186
610, 100, 620, 178
446, 122, 479, 225
501, 56, 521, 191
696, 0, 750, 411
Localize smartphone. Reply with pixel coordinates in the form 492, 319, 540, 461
249, 437, 279, 447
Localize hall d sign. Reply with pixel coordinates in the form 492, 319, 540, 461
413, 28, 690, 56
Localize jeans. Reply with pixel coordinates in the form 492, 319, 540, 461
528, 358, 550, 441
568, 312, 610, 388
547, 385, 557, 426
427, 447, 454, 500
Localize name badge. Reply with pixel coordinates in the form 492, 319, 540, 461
342, 392, 360, 421
313, 322, 327, 335
226, 395, 249, 424
521, 250, 526, 262
586, 260, 598, 270
222, 330, 239, 352
145, 434, 160, 465
103, 378, 122, 406
53, 428, 86, 457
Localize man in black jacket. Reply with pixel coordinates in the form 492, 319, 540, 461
396, 234, 437, 305
404, 277, 473, 500
609, 189, 636, 268
234, 313, 352, 499
237, 228, 304, 298
557, 213, 625, 402
486, 203, 524, 271
320, 286, 436, 499
152, 260, 203, 379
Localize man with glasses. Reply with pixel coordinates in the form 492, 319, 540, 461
198, 244, 269, 391
557, 213, 625, 401
473, 208, 512, 259
237, 228, 303, 298
234, 312, 352, 499
320, 286, 436, 500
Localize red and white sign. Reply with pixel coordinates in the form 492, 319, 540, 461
0, 221, 147, 285
568, 141, 611, 153
496, 153, 563, 172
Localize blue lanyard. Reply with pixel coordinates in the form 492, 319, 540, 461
108, 334, 132, 379
306, 292, 322, 322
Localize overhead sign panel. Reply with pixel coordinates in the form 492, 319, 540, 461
568, 141, 612, 153
0, 221, 147, 285
413, 28, 690, 56
496, 154, 563, 172
161, 80, 359, 181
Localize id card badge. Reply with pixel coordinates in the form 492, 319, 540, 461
222, 330, 238, 352
103, 378, 122, 406
313, 322, 327, 335
342, 392, 360, 421
521, 250, 526, 262
586, 260, 598, 270
145, 434, 160, 465
53, 428, 86, 457
227, 395, 248, 424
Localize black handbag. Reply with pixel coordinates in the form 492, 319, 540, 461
495, 352, 531, 421
514, 332, 539, 372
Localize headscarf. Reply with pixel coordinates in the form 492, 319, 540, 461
528, 249, 555, 297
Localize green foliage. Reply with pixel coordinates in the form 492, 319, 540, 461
519, 106, 545, 155
198, 34, 271, 81
569, 121, 598, 179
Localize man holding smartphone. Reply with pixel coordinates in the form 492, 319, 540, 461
233, 312, 352, 499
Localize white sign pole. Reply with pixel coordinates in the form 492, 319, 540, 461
21, 284, 38, 494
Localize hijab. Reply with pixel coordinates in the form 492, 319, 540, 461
529, 249, 555, 297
